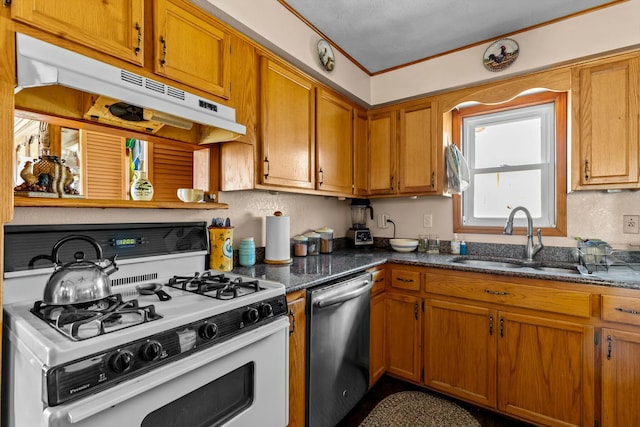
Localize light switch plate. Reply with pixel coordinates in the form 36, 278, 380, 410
423, 214, 433, 228
623, 215, 639, 234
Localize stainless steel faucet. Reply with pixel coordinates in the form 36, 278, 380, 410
503, 206, 543, 261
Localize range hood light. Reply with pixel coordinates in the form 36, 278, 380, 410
149, 110, 193, 130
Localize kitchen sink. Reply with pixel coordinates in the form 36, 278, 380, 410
529, 265, 582, 275
451, 257, 525, 269
452, 257, 583, 275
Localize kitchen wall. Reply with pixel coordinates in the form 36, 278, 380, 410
367, 191, 640, 250
8, 191, 352, 248
10, 189, 640, 251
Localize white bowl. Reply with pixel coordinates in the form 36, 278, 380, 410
177, 188, 204, 202
389, 238, 419, 252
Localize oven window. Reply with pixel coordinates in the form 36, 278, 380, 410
141, 362, 254, 427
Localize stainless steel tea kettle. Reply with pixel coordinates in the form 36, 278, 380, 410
43, 235, 119, 305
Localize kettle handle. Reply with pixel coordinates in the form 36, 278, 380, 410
52, 235, 104, 265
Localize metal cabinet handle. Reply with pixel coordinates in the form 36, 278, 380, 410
159, 36, 167, 67
397, 277, 414, 283
288, 309, 296, 335
584, 160, 590, 181
134, 23, 142, 55
484, 289, 509, 296
607, 334, 612, 360
390, 176, 394, 191
615, 307, 640, 315
263, 158, 270, 179
318, 168, 324, 186
489, 314, 494, 336
374, 277, 384, 283
431, 171, 435, 188
500, 318, 504, 338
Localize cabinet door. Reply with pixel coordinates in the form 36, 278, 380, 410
368, 110, 396, 195
83, 131, 126, 199
259, 57, 315, 190
370, 292, 386, 385
12, 0, 144, 65
316, 88, 353, 194
385, 293, 421, 382
574, 56, 640, 188
287, 291, 306, 427
601, 328, 640, 427
398, 102, 437, 194
229, 35, 258, 145
353, 108, 369, 196
424, 299, 497, 408
497, 312, 594, 427
154, 0, 230, 99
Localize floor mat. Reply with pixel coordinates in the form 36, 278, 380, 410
358, 390, 481, 427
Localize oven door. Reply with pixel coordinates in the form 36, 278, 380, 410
43, 318, 289, 427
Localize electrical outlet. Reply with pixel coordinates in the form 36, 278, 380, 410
377, 213, 390, 229
623, 215, 640, 234
423, 214, 433, 228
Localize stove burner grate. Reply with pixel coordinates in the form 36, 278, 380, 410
167, 272, 262, 299
31, 294, 162, 341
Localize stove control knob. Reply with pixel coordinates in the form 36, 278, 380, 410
259, 303, 274, 318
244, 307, 259, 324
110, 350, 134, 373
139, 340, 162, 362
199, 322, 218, 340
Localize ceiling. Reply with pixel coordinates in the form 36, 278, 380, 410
281, 0, 621, 74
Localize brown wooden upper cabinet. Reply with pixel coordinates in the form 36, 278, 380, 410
367, 100, 439, 196
572, 54, 640, 190
11, 0, 145, 65
316, 88, 354, 194
154, 0, 231, 99
258, 56, 316, 191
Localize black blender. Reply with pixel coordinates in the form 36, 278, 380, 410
347, 199, 374, 247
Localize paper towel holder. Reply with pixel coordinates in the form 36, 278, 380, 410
264, 211, 293, 265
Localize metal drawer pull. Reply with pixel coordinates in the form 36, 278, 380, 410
615, 307, 640, 315
484, 289, 509, 296
397, 277, 414, 283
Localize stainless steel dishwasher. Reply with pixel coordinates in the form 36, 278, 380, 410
306, 272, 373, 427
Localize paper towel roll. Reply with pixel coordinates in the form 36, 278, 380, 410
265, 212, 292, 264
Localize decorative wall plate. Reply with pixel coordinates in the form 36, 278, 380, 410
483, 38, 519, 72
317, 39, 335, 71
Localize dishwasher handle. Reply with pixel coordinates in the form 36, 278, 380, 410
314, 279, 373, 308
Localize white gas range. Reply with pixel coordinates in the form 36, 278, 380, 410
2, 222, 289, 427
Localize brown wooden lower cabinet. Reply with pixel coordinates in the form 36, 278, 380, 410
370, 292, 386, 385
286, 291, 306, 427
424, 299, 497, 408
497, 312, 594, 427
601, 328, 640, 427
385, 292, 421, 383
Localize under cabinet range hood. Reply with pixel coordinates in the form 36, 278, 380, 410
15, 33, 246, 143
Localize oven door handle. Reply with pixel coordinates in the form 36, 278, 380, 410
314, 280, 372, 308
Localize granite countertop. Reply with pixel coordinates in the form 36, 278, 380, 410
233, 248, 640, 294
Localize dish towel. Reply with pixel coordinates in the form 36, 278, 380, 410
445, 143, 470, 194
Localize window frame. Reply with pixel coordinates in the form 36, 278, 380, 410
452, 91, 568, 236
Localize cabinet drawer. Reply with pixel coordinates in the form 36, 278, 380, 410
425, 272, 591, 318
370, 269, 386, 295
602, 295, 640, 326
390, 269, 421, 291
